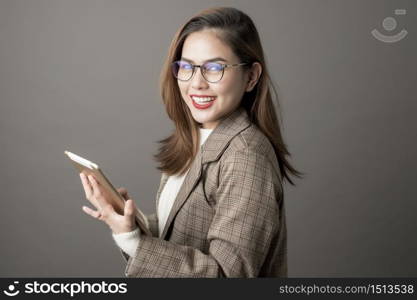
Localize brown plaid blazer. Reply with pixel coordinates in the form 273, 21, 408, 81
120, 107, 287, 277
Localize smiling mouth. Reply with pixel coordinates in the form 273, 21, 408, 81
190, 95, 216, 109
190, 95, 216, 103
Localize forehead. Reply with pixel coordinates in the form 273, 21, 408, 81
181, 29, 237, 63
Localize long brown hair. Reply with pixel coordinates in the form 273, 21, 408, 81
154, 7, 302, 185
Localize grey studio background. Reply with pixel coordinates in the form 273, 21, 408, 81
0, 0, 416, 277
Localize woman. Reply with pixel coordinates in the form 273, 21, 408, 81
79, 7, 302, 277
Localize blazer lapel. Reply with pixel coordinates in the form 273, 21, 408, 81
159, 107, 251, 240
160, 151, 203, 239
155, 172, 169, 211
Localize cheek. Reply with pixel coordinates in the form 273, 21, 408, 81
216, 80, 245, 105
178, 82, 189, 101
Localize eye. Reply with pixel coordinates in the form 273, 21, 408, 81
178, 61, 193, 70
204, 62, 223, 72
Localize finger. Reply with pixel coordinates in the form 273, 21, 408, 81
80, 174, 101, 209
123, 200, 136, 231
117, 187, 129, 200
124, 199, 135, 218
88, 175, 106, 207
82, 206, 102, 219
79, 173, 93, 199
117, 187, 127, 195
87, 176, 122, 227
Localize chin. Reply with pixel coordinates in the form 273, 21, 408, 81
188, 106, 207, 118
191, 113, 214, 125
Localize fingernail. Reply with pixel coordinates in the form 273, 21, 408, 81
88, 175, 94, 181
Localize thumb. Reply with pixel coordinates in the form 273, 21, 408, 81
124, 199, 135, 218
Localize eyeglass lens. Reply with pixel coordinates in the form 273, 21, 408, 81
172, 61, 224, 83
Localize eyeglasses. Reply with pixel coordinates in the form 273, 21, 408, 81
171, 60, 247, 83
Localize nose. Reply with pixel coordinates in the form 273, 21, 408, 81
191, 67, 209, 90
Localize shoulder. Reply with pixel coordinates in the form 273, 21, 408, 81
221, 124, 281, 179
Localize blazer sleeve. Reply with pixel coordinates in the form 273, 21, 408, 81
146, 212, 159, 237
120, 212, 159, 262
123, 148, 282, 277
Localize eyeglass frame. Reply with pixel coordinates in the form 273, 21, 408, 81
171, 60, 248, 83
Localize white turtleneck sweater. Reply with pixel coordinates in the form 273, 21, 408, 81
112, 127, 213, 257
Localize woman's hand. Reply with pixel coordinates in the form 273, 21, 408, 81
79, 173, 137, 234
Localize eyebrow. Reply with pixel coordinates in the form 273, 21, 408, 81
181, 57, 228, 63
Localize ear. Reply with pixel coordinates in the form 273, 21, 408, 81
245, 62, 262, 92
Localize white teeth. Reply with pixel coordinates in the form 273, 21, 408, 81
191, 96, 216, 103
